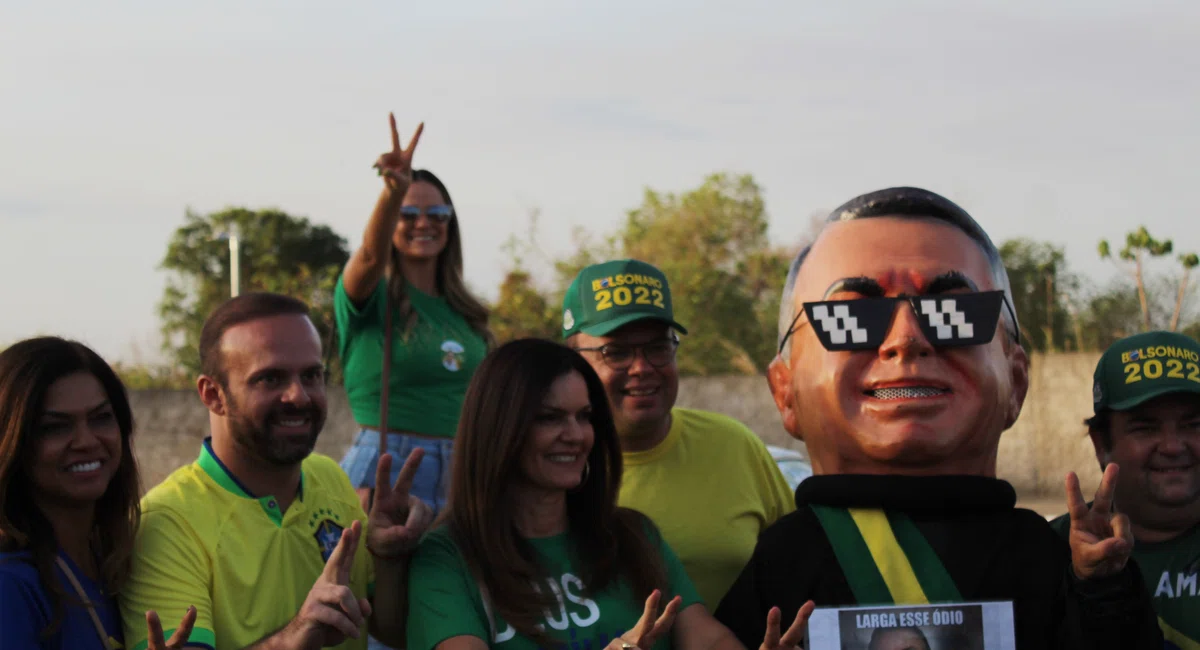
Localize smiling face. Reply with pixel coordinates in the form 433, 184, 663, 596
767, 217, 1029, 476
200, 314, 328, 466
517, 370, 595, 493
1095, 393, 1200, 522
27, 372, 124, 508
571, 321, 679, 438
392, 180, 452, 261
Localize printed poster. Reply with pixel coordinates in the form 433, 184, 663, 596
803, 601, 1015, 649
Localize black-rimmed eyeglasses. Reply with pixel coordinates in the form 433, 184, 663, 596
573, 335, 680, 371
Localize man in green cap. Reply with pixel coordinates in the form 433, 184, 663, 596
562, 258, 796, 611
1050, 330, 1200, 649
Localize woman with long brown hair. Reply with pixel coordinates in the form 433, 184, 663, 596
404, 338, 813, 650
0, 337, 195, 649
335, 115, 493, 525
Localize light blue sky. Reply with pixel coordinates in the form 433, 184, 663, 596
2, 0, 1198, 363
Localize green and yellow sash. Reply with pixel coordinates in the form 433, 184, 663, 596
1161, 616, 1200, 650
811, 505, 963, 605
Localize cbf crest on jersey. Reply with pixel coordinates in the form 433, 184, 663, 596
803, 291, 1007, 352
314, 519, 345, 562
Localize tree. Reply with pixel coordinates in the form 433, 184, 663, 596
998, 238, 1079, 352
737, 247, 799, 365
1099, 227, 1173, 331
502, 173, 793, 375
489, 269, 560, 343
1169, 253, 1200, 332
1097, 227, 1199, 334
110, 362, 192, 390
1075, 280, 1142, 350
487, 209, 570, 344
157, 207, 351, 379
630, 173, 792, 374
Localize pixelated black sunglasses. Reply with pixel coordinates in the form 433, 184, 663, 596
779, 290, 1019, 354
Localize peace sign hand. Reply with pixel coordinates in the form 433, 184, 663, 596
605, 590, 682, 650
145, 605, 196, 650
291, 519, 373, 647
760, 602, 815, 650
1065, 463, 1134, 580
366, 448, 434, 559
373, 113, 424, 191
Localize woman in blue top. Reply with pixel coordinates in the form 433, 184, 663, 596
0, 337, 196, 650
336, 115, 493, 518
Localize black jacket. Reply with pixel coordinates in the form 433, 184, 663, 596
713, 474, 1163, 649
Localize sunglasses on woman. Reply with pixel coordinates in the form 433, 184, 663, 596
400, 204, 455, 223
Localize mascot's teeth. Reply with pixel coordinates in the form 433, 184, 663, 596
871, 387, 947, 400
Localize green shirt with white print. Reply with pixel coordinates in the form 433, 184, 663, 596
406, 522, 703, 650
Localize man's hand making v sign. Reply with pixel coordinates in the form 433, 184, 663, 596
284, 519, 373, 648
279, 449, 432, 649
1065, 463, 1134, 580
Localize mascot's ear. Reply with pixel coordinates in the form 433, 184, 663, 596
767, 355, 802, 439
1003, 339, 1030, 430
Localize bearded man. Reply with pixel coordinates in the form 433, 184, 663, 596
120, 293, 431, 650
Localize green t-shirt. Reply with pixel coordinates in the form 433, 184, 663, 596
334, 276, 487, 437
406, 525, 704, 650
1050, 514, 1200, 648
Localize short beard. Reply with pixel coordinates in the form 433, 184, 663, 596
225, 390, 322, 467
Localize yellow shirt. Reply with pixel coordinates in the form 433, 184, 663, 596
618, 408, 796, 610
119, 439, 374, 650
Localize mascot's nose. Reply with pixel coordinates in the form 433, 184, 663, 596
878, 303, 934, 360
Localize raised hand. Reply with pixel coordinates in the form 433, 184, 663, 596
291, 519, 373, 647
366, 448, 434, 559
606, 590, 682, 650
1065, 463, 1134, 580
373, 113, 424, 191
760, 602, 815, 650
145, 605, 196, 650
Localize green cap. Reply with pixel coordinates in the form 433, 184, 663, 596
1092, 330, 1200, 413
561, 259, 688, 338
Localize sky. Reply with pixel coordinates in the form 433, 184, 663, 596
2, 0, 1198, 363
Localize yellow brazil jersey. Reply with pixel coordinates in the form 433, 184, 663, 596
119, 438, 374, 650
617, 407, 796, 611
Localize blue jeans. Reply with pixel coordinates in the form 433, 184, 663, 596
339, 428, 454, 519
340, 429, 455, 650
